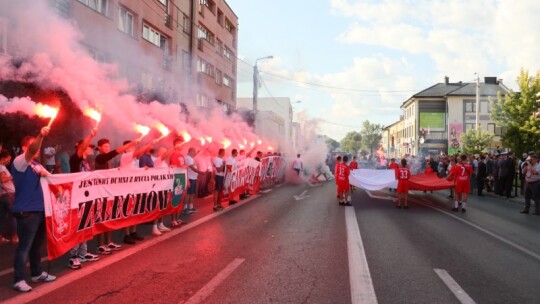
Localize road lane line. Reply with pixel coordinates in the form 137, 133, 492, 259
417, 198, 540, 262
2, 196, 259, 304
434, 269, 476, 304
345, 207, 378, 304
181, 258, 245, 304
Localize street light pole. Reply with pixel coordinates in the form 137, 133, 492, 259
475, 73, 480, 130
252, 55, 273, 127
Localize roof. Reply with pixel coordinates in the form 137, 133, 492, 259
413, 82, 509, 98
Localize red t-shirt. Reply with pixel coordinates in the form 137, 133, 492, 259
389, 162, 399, 171
349, 161, 358, 170
454, 163, 472, 183
170, 151, 185, 168
336, 163, 350, 184
396, 167, 411, 181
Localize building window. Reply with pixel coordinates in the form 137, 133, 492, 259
198, 25, 214, 45
223, 46, 233, 61
143, 23, 168, 50
181, 50, 190, 70
215, 69, 222, 85
481, 100, 490, 113
197, 58, 214, 77
217, 10, 224, 26
199, 0, 205, 16
78, 0, 108, 15
216, 39, 222, 55
196, 94, 210, 107
464, 100, 476, 113
223, 74, 232, 87
118, 7, 134, 36
158, 0, 167, 6
182, 14, 190, 33
0, 18, 6, 55
487, 123, 495, 135
224, 18, 235, 34
141, 72, 153, 90
465, 123, 475, 131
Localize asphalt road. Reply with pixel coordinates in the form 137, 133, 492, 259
0, 181, 539, 304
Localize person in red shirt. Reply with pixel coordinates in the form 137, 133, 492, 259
334, 156, 342, 201
447, 154, 472, 212
349, 156, 358, 192
388, 158, 399, 192
336, 156, 351, 206
396, 158, 411, 209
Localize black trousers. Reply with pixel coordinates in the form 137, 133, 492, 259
504, 175, 515, 198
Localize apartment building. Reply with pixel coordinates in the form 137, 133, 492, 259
193, 0, 238, 112
1, 0, 238, 110
383, 76, 510, 157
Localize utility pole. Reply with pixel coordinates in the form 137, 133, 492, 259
475, 73, 480, 130
252, 55, 273, 129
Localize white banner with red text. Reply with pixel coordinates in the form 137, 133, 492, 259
223, 156, 285, 198
41, 167, 186, 260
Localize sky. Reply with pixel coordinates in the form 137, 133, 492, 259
226, 0, 540, 142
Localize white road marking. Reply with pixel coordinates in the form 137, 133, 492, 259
293, 190, 310, 201
2, 196, 259, 304
434, 269, 476, 304
260, 189, 273, 193
345, 207, 378, 304
418, 198, 540, 262
366, 190, 397, 202
181, 258, 245, 304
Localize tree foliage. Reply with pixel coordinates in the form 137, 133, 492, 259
340, 131, 362, 154
461, 129, 494, 155
360, 120, 383, 154
325, 138, 340, 151
491, 69, 540, 154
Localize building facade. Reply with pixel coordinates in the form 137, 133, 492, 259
383, 76, 510, 157
0, 0, 238, 110
236, 97, 293, 151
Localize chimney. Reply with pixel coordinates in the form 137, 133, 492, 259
484, 77, 497, 84
444, 76, 449, 84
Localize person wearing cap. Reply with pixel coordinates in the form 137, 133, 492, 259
67, 128, 100, 269
520, 154, 540, 215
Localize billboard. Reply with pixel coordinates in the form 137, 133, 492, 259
448, 123, 463, 155
419, 112, 445, 131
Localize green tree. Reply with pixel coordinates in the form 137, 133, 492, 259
360, 120, 383, 155
491, 69, 540, 153
325, 138, 340, 151
461, 129, 494, 155
340, 131, 362, 154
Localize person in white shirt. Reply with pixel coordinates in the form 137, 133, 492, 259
119, 139, 157, 245
0, 150, 17, 243
213, 148, 225, 211
43, 146, 56, 173
293, 154, 303, 175
226, 149, 239, 205
185, 147, 205, 213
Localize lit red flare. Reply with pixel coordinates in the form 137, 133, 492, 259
222, 138, 231, 149
135, 124, 150, 138
268, 146, 274, 151
35, 103, 59, 128
84, 108, 101, 123
35, 103, 59, 119
239, 144, 245, 149
206, 136, 213, 143
250, 142, 255, 148
243, 138, 248, 145
181, 131, 192, 142
200, 137, 206, 146
257, 139, 262, 145
155, 122, 170, 138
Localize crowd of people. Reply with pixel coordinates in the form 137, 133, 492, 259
331, 151, 540, 214
0, 125, 280, 292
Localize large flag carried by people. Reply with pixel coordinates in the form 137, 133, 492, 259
41, 167, 187, 260
349, 169, 454, 191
